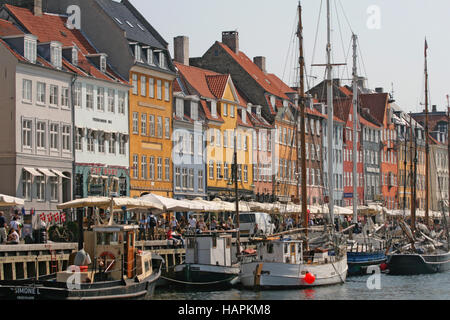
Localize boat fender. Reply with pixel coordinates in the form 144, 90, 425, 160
380, 263, 388, 271
304, 272, 316, 284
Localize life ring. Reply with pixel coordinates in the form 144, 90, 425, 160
99, 251, 116, 270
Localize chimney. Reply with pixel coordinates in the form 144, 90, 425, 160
375, 87, 384, 93
174, 36, 189, 66
333, 78, 341, 88
222, 31, 239, 54
357, 76, 366, 90
432, 105, 437, 113
33, 0, 42, 16
253, 56, 266, 73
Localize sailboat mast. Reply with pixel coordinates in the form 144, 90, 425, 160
352, 34, 359, 224
424, 39, 430, 227
326, 0, 335, 227
297, 2, 308, 232
234, 134, 240, 257
410, 114, 416, 230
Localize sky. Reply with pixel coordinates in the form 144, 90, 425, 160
130, 0, 450, 113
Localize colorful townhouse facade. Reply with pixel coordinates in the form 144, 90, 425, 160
45, 0, 177, 198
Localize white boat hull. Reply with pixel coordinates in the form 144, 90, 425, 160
240, 257, 348, 289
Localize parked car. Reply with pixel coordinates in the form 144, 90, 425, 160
239, 212, 275, 236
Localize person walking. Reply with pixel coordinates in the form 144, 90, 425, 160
0, 211, 7, 244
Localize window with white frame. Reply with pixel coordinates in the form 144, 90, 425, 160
108, 138, 116, 154
72, 47, 78, 66
75, 131, 81, 151
157, 80, 162, 100
198, 170, 204, 191
86, 85, 94, 109
165, 158, 170, 181
147, 48, 153, 65
97, 87, 105, 111
217, 162, 222, 180
211, 101, 217, 118
22, 79, 32, 102
50, 124, 59, 150
132, 74, 138, 95
135, 44, 141, 62
141, 113, 147, 136
36, 122, 46, 149
165, 118, 170, 139
118, 91, 126, 114
244, 165, 248, 182
188, 169, 194, 189
50, 177, 58, 201
140, 76, 146, 96
132, 112, 139, 134
98, 134, 105, 153
36, 176, 46, 201
230, 105, 235, 118
133, 154, 139, 179
164, 81, 170, 102
182, 168, 187, 189
108, 89, 115, 112
87, 135, 94, 152
22, 170, 32, 200
176, 98, 183, 118
49, 85, 58, 106
100, 55, 107, 73
175, 167, 181, 189
149, 157, 155, 180
24, 36, 37, 63
209, 161, 214, 180
224, 163, 229, 181
223, 103, 228, 116
37, 82, 46, 105
149, 115, 155, 136
159, 52, 167, 69
22, 120, 32, 148
141, 155, 147, 180
157, 157, 162, 180
149, 78, 154, 98
50, 42, 62, 69
197, 135, 203, 156
61, 87, 69, 108
62, 125, 71, 152
119, 137, 126, 155
157, 116, 163, 138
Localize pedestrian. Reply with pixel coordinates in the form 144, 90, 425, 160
6, 228, 19, 245
138, 215, 147, 241
170, 216, 178, 230
0, 211, 7, 244
188, 215, 197, 231
147, 213, 157, 240
210, 217, 217, 231
171, 228, 184, 247
226, 216, 234, 230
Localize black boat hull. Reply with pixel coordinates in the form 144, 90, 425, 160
0, 271, 160, 300
387, 252, 450, 275
347, 251, 387, 276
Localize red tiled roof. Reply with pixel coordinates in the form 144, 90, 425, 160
175, 62, 223, 99
360, 93, 389, 125
199, 100, 224, 123
0, 18, 24, 36
359, 114, 380, 129
4, 5, 127, 84
333, 98, 352, 123
217, 42, 290, 100
266, 73, 296, 95
339, 86, 353, 97
206, 74, 229, 99
173, 78, 183, 92
237, 112, 253, 128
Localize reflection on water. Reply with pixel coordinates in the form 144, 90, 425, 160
152, 273, 450, 300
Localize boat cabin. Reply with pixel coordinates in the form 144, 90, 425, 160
255, 239, 303, 264
185, 233, 233, 267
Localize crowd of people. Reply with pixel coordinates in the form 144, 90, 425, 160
0, 211, 22, 245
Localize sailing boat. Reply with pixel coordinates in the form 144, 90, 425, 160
239, 1, 348, 289
386, 40, 450, 275
346, 34, 387, 276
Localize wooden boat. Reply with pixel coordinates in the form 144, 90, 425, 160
170, 233, 240, 289
0, 224, 162, 300
347, 241, 387, 276
240, 239, 347, 289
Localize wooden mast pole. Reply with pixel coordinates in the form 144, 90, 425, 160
234, 133, 241, 258
410, 113, 416, 231
297, 2, 308, 238
351, 34, 359, 224
424, 39, 430, 227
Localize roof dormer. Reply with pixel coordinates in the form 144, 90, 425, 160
23, 34, 37, 64
87, 53, 108, 73
50, 41, 63, 69
62, 46, 79, 66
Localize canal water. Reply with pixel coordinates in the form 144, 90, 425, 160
152, 273, 450, 300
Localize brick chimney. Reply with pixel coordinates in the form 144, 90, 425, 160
253, 56, 266, 73
375, 87, 384, 93
174, 36, 189, 66
222, 31, 239, 54
33, 0, 42, 16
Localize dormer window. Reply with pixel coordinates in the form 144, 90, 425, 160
159, 52, 167, 69
24, 35, 37, 64
146, 47, 153, 65
176, 98, 184, 118
191, 101, 198, 121
211, 100, 217, 118
100, 55, 107, 73
270, 95, 276, 108
134, 44, 141, 62
50, 42, 62, 69
257, 106, 262, 116
72, 47, 78, 66
242, 109, 247, 124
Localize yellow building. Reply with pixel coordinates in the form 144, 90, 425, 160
175, 62, 254, 200
129, 66, 176, 198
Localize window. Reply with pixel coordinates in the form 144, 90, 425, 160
216, 129, 221, 147
100, 55, 107, 73
140, 76, 146, 96
157, 158, 162, 180
131, 112, 139, 134
37, 82, 46, 105
87, 136, 94, 152
198, 170, 204, 191
50, 43, 62, 69
175, 168, 181, 189
97, 87, 105, 111
244, 165, 248, 182
230, 105, 235, 118
141, 113, 147, 136
149, 115, 155, 136
217, 162, 222, 180
72, 48, 78, 66
164, 82, 170, 102
149, 78, 154, 98
49, 85, 58, 106
108, 89, 115, 112
22, 171, 31, 200
165, 158, 170, 181
24, 36, 37, 63
36, 176, 46, 201
165, 118, 170, 139
197, 135, 203, 156
61, 87, 69, 108
98, 134, 105, 153
132, 74, 138, 95
189, 169, 194, 189
86, 85, 94, 109
22, 79, 32, 102
133, 155, 139, 179
22, 120, 32, 148
36, 122, 46, 149
135, 44, 141, 62
149, 157, 155, 180
119, 137, 126, 155
157, 116, 163, 138
157, 80, 162, 100
50, 124, 59, 150
108, 138, 116, 154
159, 52, 167, 69
141, 156, 147, 180
182, 168, 188, 189
118, 91, 126, 114
223, 103, 228, 116
62, 125, 71, 152
209, 161, 214, 180
50, 177, 58, 201
147, 48, 153, 65
211, 101, 217, 118
224, 163, 229, 181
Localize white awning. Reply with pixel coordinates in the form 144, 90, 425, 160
24, 167, 43, 177
51, 169, 70, 179
38, 168, 56, 177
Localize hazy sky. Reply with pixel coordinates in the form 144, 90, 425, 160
130, 0, 450, 113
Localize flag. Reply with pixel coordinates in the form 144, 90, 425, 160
61, 213, 66, 223
47, 213, 53, 224
40, 213, 46, 222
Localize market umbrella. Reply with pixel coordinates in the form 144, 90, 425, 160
0, 194, 25, 207
139, 193, 202, 212
57, 197, 163, 211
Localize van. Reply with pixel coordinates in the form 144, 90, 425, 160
239, 212, 275, 237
